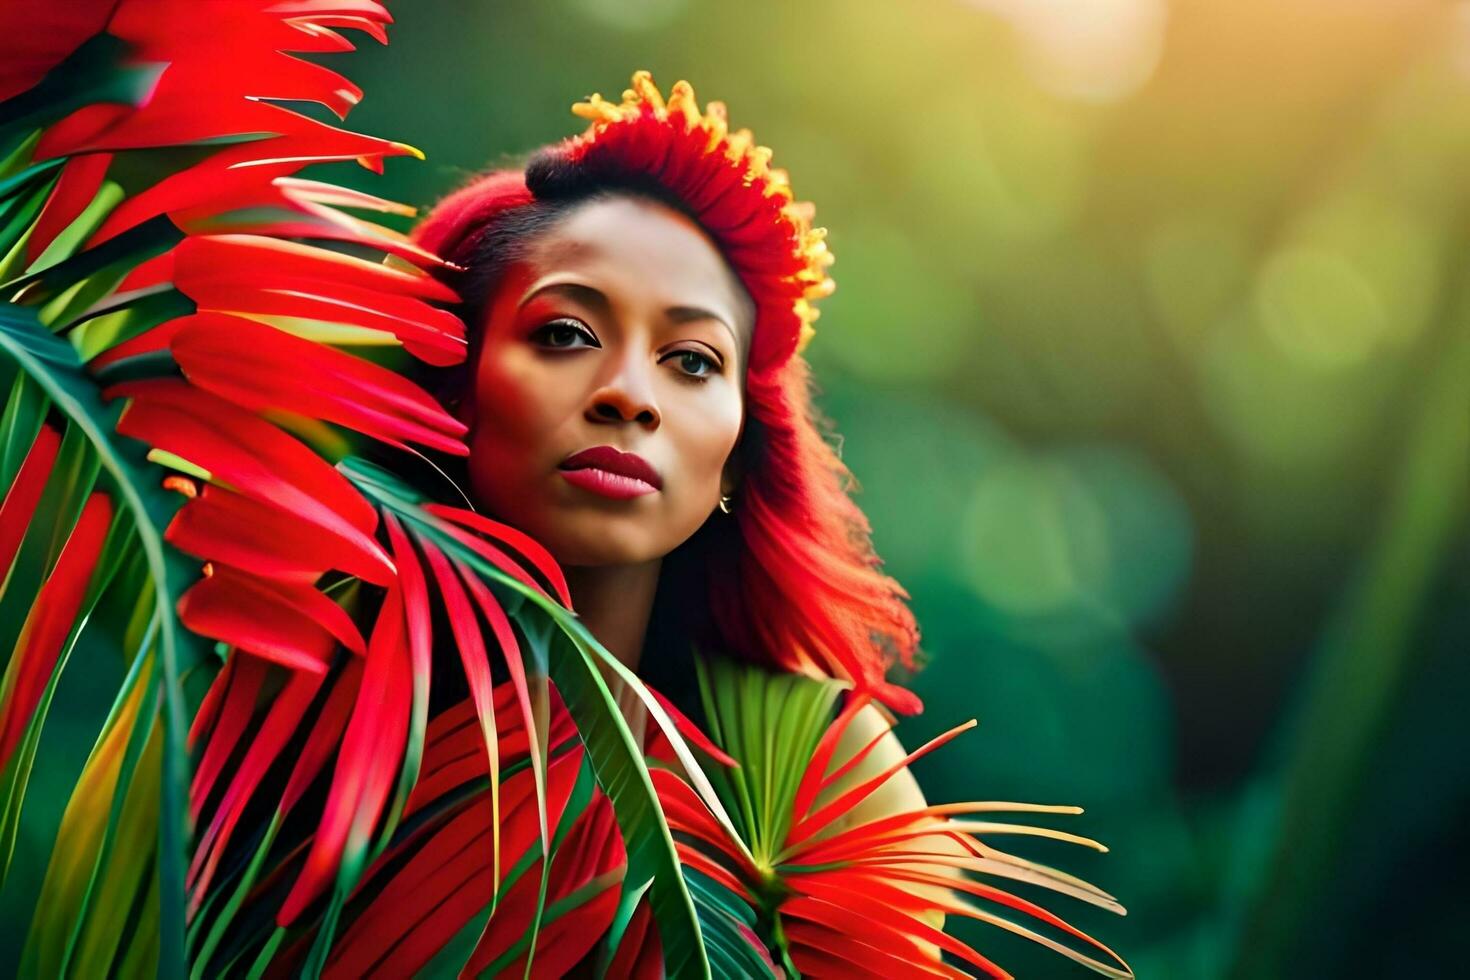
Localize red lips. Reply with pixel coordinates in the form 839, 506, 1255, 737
557, 445, 662, 499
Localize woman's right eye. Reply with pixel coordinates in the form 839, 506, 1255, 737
530, 318, 598, 349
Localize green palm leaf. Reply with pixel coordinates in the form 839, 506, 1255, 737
1, 280, 204, 980
659, 655, 1134, 979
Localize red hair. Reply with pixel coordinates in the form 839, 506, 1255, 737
412, 74, 921, 713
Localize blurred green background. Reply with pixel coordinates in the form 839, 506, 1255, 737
8, 0, 1468, 976
328, 0, 1470, 976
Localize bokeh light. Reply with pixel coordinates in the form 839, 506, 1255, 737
960, 446, 1191, 631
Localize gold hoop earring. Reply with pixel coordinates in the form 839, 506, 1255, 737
718, 494, 733, 515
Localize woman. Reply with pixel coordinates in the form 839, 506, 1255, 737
299, 72, 951, 974
413, 72, 924, 789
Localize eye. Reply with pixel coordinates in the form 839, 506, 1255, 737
663, 348, 720, 379
530, 317, 598, 349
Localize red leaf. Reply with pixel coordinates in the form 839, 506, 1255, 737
674, 841, 752, 903
0, 424, 61, 585
462, 789, 622, 978
649, 685, 737, 769
406, 689, 578, 818
190, 655, 270, 820
791, 690, 871, 823
781, 911, 957, 980
168, 485, 392, 586
188, 667, 325, 909
187, 651, 236, 753
173, 235, 455, 303
649, 768, 759, 880
325, 748, 585, 978
170, 271, 464, 366
111, 379, 390, 578
883, 866, 1124, 963
0, 3, 113, 102
278, 582, 411, 925
171, 313, 466, 456
457, 558, 551, 859
178, 564, 365, 673
604, 893, 663, 980
26, 149, 113, 263
279, 657, 364, 818
419, 537, 501, 885
425, 503, 571, 607
786, 719, 977, 849
0, 492, 111, 769
790, 879, 1008, 979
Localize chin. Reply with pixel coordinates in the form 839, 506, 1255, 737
535, 512, 672, 568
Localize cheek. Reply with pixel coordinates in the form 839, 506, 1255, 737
664, 387, 743, 503
470, 342, 571, 452
464, 342, 581, 511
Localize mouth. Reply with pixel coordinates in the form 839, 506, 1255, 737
557, 445, 662, 500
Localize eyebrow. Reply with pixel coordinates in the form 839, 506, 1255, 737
518, 280, 739, 348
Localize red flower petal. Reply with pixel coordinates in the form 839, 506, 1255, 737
0, 492, 112, 770
278, 582, 411, 925
0, 424, 61, 585
167, 484, 391, 585
178, 564, 365, 673
171, 312, 466, 456
111, 378, 388, 570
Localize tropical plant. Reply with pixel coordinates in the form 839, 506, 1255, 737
0, 3, 1130, 977
661, 656, 1133, 979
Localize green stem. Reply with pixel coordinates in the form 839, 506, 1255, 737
1223, 300, 1470, 979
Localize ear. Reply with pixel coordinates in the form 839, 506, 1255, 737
720, 464, 739, 498
723, 431, 746, 499
721, 417, 747, 497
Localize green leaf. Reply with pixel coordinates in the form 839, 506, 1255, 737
684, 868, 779, 980
693, 655, 841, 869
0, 368, 46, 488
0, 35, 165, 142
0, 176, 54, 278
0, 505, 138, 881
20, 622, 156, 976
5, 213, 185, 306
0, 302, 206, 978
0, 420, 101, 676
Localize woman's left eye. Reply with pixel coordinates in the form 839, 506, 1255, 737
664, 349, 719, 378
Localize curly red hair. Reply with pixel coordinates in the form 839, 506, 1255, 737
413, 73, 921, 713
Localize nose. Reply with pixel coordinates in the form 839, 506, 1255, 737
585, 350, 660, 429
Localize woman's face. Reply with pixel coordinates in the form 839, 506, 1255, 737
463, 195, 755, 567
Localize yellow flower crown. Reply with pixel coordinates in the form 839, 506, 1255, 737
567, 70, 834, 357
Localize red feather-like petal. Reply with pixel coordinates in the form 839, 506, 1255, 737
0, 424, 61, 584
278, 583, 410, 924
425, 503, 571, 607
178, 564, 364, 673
111, 379, 389, 573
171, 314, 466, 456
0, 492, 112, 769
167, 484, 391, 586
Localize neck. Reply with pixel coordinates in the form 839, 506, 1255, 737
564, 559, 662, 671
564, 559, 662, 740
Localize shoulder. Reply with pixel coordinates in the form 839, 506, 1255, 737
820, 702, 928, 830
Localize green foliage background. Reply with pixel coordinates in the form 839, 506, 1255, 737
6, 1, 1468, 976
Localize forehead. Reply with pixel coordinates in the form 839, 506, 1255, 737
521, 196, 755, 333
